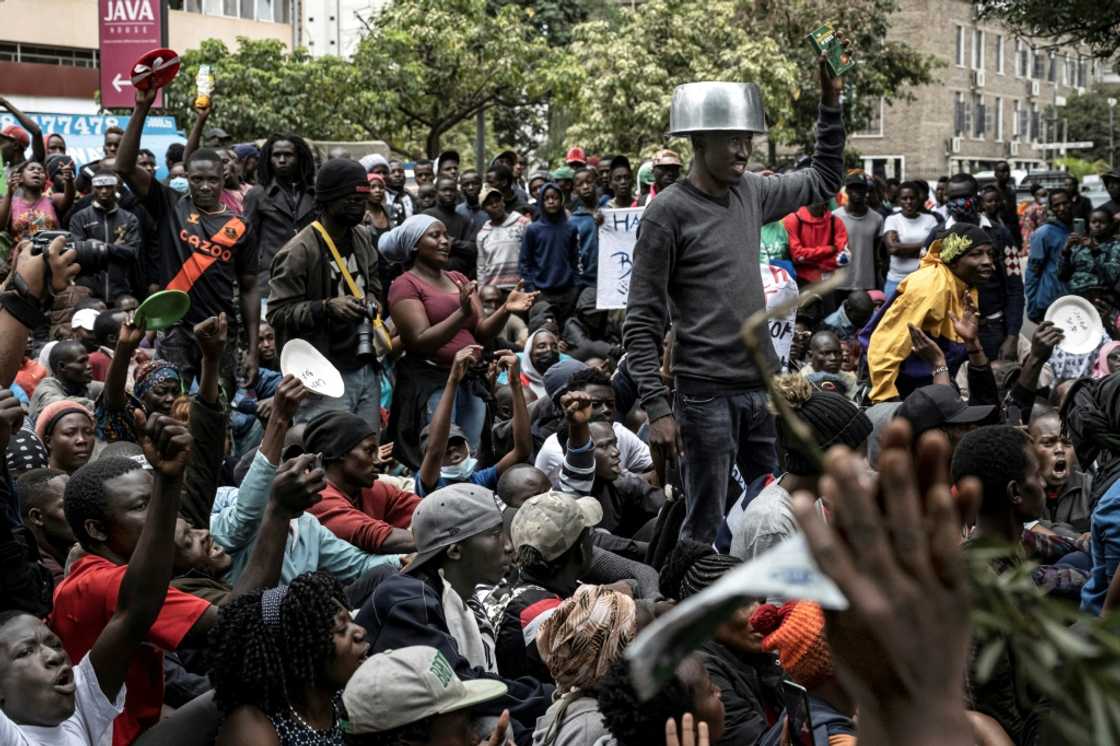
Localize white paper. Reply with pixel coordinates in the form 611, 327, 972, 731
595, 208, 644, 310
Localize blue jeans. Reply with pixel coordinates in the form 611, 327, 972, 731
675, 389, 778, 543
425, 382, 487, 454
883, 278, 900, 299
295, 364, 382, 436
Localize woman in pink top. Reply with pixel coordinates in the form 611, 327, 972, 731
384, 214, 536, 465
0, 159, 74, 241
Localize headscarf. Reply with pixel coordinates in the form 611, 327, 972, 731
378, 214, 440, 265
133, 359, 181, 403
536, 585, 636, 694
520, 328, 559, 399
359, 153, 389, 173
37, 341, 58, 376
1094, 341, 1120, 379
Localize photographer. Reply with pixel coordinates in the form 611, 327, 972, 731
267, 158, 385, 431
67, 168, 143, 305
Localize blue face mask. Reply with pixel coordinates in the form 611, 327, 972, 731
169, 176, 189, 193
947, 195, 978, 221
441, 456, 478, 482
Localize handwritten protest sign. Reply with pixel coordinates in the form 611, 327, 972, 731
761, 263, 799, 371
596, 208, 644, 310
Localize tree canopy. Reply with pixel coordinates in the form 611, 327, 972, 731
974, 0, 1120, 63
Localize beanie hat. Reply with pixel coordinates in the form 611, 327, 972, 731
316, 158, 371, 204
749, 601, 833, 689
36, 400, 93, 444
934, 223, 991, 265
303, 410, 377, 462
771, 375, 872, 475
544, 359, 589, 404
658, 539, 741, 600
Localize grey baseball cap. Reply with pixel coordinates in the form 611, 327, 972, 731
342, 645, 507, 734
404, 483, 505, 575
511, 491, 603, 561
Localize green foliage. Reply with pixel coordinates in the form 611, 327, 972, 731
1048, 87, 1120, 166
1054, 156, 1112, 180
968, 546, 1120, 745
973, 1, 1120, 65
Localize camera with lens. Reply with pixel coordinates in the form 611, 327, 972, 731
356, 300, 386, 360
30, 231, 111, 274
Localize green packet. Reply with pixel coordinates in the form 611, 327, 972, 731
807, 23, 855, 76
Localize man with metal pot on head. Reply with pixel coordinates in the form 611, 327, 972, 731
623, 60, 847, 543
267, 158, 387, 432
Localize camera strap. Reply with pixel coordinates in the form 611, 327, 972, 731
311, 221, 363, 299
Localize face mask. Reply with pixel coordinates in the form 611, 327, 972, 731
947, 196, 978, 222
441, 456, 478, 482
169, 177, 189, 193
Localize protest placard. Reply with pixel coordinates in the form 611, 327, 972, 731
595, 207, 644, 310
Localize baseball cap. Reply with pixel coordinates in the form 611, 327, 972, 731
894, 384, 995, 438
844, 172, 869, 188
479, 184, 503, 206
404, 483, 505, 575
550, 165, 575, 182
609, 155, 631, 173
343, 646, 507, 734
0, 124, 29, 148
511, 491, 602, 561
71, 308, 99, 332
652, 149, 682, 167
543, 359, 589, 404
565, 146, 587, 166
203, 127, 230, 142
419, 422, 469, 453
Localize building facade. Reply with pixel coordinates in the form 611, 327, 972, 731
0, 0, 294, 114
854, 0, 1102, 181
298, 0, 388, 58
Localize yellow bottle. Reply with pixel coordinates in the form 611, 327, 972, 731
194, 65, 213, 109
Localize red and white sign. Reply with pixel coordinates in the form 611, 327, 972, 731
99, 0, 166, 109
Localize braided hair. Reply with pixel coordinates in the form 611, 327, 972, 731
658, 540, 741, 601
257, 134, 316, 192
771, 375, 872, 476
208, 572, 347, 717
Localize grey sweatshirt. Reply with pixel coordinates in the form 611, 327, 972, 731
622, 105, 845, 421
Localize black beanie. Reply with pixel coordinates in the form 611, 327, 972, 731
773, 376, 873, 475
303, 410, 377, 462
315, 158, 370, 205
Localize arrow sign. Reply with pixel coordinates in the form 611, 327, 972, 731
112, 73, 133, 93
98, 0, 165, 108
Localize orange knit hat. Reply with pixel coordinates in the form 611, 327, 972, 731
749, 601, 833, 689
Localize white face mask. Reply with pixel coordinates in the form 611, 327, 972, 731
440, 456, 478, 482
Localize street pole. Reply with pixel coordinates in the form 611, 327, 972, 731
1109, 98, 1117, 168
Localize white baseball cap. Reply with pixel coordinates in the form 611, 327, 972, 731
342, 646, 507, 734
71, 308, 99, 332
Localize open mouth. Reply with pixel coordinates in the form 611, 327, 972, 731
732, 163, 747, 175
53, 666, 75, 695
1052, 459, 1068, 480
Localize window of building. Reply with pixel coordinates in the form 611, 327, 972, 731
0, 42, 98, 67
1016, 39, 1028, 78
1048, 53, 1057, 82
854, 97, 884, 137
172, 0, 289, 21
995, 96, 1004, 141
954, 92, 968, 136
1078, 57, 1088, 88
973, 95, 986, 139
972, 29, 984, 69
955, 25, 965, 67
1032, 49, 1045, 79
1030, 104, 1041, 141
995, 35, 1004, 75
1013, 99, 1023, 137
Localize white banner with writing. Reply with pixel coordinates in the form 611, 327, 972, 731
595, 207, 644, 310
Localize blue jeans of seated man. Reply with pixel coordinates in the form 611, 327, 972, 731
295, 364, 382, 436
425, 381, 487, 454
675, 389, 778, 543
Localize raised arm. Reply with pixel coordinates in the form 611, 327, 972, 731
0, 97, 44, 164
89, 413, 192, 703
177, 314, 229, 529
182, 103, 210, 164
102, 315, 146, 414
475, 280, 537, 343
50, 160, 75, 216
419, 345, 478, 493
494, 351, 531, 474
114, 87, 157, 198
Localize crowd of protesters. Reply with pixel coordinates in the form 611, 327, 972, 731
2, 53, 1120, 746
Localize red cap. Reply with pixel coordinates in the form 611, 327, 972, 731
0, 124, 30, 148
130, 47, 181, 91
565, 146, 587, 166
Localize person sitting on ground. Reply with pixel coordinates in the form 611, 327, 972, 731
88, 309, 126, 382
303, 409, 420, 554
27, 340, 102, 425
480, 285, 528, 350
358, 483, 554, 746
726, 375, 871, 561
1029, 411, 1093, 534
480, 491, 604, 683
864, 223, 996, 402
1058, 205, 1120, 337
34, 400, 94, 475
798, 329, 857, 399
561, 286, 622, 364
15, 468, 72, 584
342, 645, 512, 746
0, 416, 187, 746
208, 572, 369, 744
597, 653, 725, 746
822, 289, 875, 341
532, 585, 637, 746
418, 348, 530, 496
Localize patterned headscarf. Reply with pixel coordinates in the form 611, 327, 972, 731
536, 585, 637, 694
133, 359, 181, 403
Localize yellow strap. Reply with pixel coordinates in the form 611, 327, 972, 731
311, 221, 364, 300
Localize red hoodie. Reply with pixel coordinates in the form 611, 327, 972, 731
310, 480, 420, 553
783, 206, 848, 283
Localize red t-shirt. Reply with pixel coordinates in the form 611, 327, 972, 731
310, 480, 420, 553
388, 270, 479, 367
89, 350, 112, 382
48, 554, 212, 746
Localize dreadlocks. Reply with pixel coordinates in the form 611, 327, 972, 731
208, 572, 347, 717
256, 133, 316, 191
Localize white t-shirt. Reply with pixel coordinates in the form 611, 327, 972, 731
0, 653, 125, 746
535, 423, 653, 486
882, 212, 939, 282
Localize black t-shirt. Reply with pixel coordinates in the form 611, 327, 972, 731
143, 183, 257, 326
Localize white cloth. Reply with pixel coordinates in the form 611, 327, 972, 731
440, 573, 496, 673
728, 480, 799, 561
0, 652, 125, 746
882, 212, 939, 282
535, 423, 653, 487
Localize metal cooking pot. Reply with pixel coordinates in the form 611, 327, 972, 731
669, 82, 768, 135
